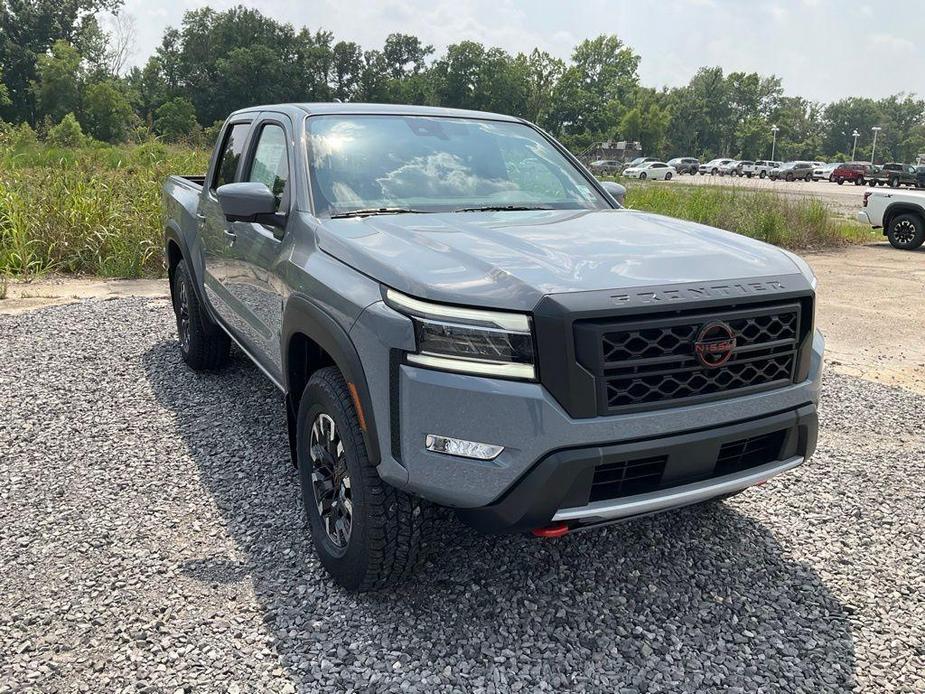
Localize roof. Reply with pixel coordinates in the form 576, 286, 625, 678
230, 102, 522, 122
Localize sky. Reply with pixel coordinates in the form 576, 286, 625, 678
119, 0, 924, 104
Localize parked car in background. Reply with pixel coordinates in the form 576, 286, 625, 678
857, 188, 925, 250
812, 163, 838, 182
718, 160, 740, 176
622, 161, 677, 180
622, 156, 658, 172
700, 158, 734, 175
866, 163, 921, 188
770, 162, 814, 181
736, 161, 757, 177
917, 166, 925, 188
667, 157, 700, 174
161, 102, 823, 591
754, 161, 782, 178
588, 160, 623, 175
831, 162, 870, 185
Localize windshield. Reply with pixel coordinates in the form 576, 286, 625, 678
306, 115, 609, 216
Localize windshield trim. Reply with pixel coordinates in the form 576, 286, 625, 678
300, 113, 619, 219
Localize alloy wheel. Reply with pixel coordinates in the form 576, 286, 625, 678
892, 219, 917, 245
309, 413, 352, 548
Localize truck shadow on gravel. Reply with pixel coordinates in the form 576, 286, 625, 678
143, 340, 856, 692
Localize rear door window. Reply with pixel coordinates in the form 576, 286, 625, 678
213, 123, 252, 190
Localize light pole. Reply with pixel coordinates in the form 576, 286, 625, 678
851, 129, 860, 161
770, 125, 780, 161
870, 126, 881, 164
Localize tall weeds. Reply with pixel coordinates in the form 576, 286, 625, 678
0, 142, 209, 278
623, 181, 875, 249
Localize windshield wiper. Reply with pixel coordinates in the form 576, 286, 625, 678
453, 204, 555, 213
329, 207, 427, 219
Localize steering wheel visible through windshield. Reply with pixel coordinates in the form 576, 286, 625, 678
305, 114, 609, 217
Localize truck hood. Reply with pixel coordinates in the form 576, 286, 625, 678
314, 208, 802, 311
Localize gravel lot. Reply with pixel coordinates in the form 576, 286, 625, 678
2, 298, 924, 693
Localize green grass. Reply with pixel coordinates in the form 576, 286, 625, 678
0, 142, 209, 278
618, 178, 877, 249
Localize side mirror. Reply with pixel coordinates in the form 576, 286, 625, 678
599, 180, 626, 206
216, 182, 281, 225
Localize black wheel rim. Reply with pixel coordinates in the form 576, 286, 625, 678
310, 413, 352, 548
176, 277, 191, 352
893, 220, 917, 245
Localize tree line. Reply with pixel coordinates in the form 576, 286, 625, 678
2, 1, 924, 163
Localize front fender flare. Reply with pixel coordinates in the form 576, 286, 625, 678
281, 295, 381, 465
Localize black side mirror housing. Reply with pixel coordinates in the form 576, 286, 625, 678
599, 180, 626, 206
216, 182, 283, 226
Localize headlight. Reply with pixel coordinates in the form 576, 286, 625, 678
384, 288, 536, 380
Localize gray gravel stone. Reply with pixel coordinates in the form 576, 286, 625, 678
1, 298, 923, 692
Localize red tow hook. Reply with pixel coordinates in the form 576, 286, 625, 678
532, 522, 570, 538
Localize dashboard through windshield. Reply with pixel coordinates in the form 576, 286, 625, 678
305, 114, 609, 217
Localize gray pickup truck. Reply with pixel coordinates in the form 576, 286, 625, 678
163, 103, 824, 592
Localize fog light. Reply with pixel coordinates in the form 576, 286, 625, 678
425, 434, 504, 461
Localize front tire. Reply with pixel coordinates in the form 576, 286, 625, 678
171, 259, 230, 371
664, 172, 672, 180
886, 213, 925, 250
297, 367, 430, 592
639, 172, 647, 180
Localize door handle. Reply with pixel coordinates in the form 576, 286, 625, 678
223, 228, 237, 246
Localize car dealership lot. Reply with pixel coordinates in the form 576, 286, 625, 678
1, 245, 923, 693
670, 173, 874, 218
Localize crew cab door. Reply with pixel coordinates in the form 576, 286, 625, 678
200, 118, 254, 337
220, 114, 294, 378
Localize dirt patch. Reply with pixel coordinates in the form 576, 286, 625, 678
0, 275, 168, 315
807, 243, 925, 394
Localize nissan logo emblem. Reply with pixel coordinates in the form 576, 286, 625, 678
693, 321, 737, 367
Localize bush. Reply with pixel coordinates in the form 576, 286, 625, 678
82, 81, 135, 143
154, 97, 199, 143
46, 113, 86, 148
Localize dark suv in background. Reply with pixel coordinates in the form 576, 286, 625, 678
667, 157, 700, 174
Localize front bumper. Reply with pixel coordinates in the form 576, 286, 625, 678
457, 403, 816, 533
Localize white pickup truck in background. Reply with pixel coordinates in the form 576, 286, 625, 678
858, 189, 925, 250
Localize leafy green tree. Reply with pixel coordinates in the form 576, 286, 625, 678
47, 112, 86, 147
331, 41, 364, 101
32, 40, 83, 123
517, 49, 565, 127
83, 80, 133, 142
548, 35, 640, 136
0, 67, 9, 108
154, 97, 198, 141
382, 33, 433, 79
0, 0, 122, 122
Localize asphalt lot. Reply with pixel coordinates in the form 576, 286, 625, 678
1, 244, 923, 692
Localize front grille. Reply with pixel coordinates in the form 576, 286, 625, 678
715, 430, 786, 476
590, 455, 666, 502
575, 302, 804, 414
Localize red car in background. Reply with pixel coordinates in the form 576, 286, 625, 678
832, 162, 871, 185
